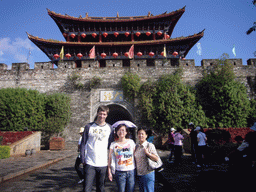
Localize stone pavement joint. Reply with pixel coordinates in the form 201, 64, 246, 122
0, 150, 76, 183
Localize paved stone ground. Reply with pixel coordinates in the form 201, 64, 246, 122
0, 149, 255, 192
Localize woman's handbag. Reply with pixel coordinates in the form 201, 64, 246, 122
147, 143, 163, 170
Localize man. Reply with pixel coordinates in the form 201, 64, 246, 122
75, 127, 84, 184
188, 122, 197, 164
80, 105, 114, 192
167, 127, 176, 163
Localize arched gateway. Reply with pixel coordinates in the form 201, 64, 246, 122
91, 90, 137, 141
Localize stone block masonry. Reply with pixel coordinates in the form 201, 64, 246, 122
1, 58, 256, 142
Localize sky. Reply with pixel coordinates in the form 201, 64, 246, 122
0, 0, 255, 69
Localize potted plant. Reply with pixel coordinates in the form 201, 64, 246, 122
49, 136, 65, 150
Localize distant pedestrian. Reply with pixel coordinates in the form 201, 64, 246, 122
174, 128, 184, 165
75, 127, 84, 184
167, 128, 175, 163
195, 126, 207, 168
188, 122, 197, 164
146, 129, 158, 143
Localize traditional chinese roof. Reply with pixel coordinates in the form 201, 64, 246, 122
47, 7, 185, 38
47, 7, 185, 23
27, 30, 204, 61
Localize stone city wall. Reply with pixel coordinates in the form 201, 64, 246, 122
1, 58, 256, 141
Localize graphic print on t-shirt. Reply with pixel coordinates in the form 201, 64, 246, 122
115, 144, 133, 166
91, 127, 107, 141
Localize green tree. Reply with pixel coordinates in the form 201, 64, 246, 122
0, 88, 45, 131
121, 72, 141, 101
139, 70, 207, 133
0, 88, 71, 136
43, 93, 71, 136
196, 53, 250, 128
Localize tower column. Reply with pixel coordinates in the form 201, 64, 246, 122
131, 32, 134, 42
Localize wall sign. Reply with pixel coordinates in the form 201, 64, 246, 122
100, 91, 123, 102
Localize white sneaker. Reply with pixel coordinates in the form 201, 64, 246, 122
78, 179, 84, 184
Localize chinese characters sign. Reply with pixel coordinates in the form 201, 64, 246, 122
100, 91, 123, 102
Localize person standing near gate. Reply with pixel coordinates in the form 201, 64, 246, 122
75, 127, 85, 184
80, 105, 114, 192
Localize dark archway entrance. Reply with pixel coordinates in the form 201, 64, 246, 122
106, 104, 133, 125
94, 104, 136, 141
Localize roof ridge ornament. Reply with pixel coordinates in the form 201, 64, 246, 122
85, 13, 88, 18
148, 12, 151, 17
117, 12, 119, 18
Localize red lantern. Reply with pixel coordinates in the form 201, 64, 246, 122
81, 33, 86, 38
172, 51, 178, 57
124, 32, 130, 37
113, 52, 118, 58
146, 31, 151, 36
114, 32, 119, 37
124, 52, 129, 57
157, 31, 162, 36
137, 52, 143, 57
182, 58, 186, 60
103, 32, 108, 38
70, 33, 76, 38
101, 52, 107, 58
65, 53, 71, 59
92, 33, 97, 38
53, 54, 59, 60
161, 52, 164, 56
63, 33, 67, 37
166, 34, 170, 39
149, 52, 154, 57
136, 32, 141, 37
77, 53, 83, 59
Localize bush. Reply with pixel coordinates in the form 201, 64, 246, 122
205, 129, 231, 145
0, 88, 45, 131
0, 146, 11, 159
43, 93, 71, 137
196, 54, 250, 128
0, 88, 71, 137
139, 71, 208, 133
121, 72, 141, 101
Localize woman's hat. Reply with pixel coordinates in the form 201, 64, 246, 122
171, 128, 176, 132
79, 127, 84, 134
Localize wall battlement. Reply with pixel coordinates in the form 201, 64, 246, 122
1, 58, 255, 72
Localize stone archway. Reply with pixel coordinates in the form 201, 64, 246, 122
93, 103, 137, 141
105, 104, 133, 125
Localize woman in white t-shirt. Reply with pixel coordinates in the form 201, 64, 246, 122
108, 124, 136, 192
195, 126, 207, 168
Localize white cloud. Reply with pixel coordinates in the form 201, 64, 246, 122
0, 37, 35, 63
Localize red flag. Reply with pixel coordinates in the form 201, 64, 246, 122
128, 45, 134, 59
89, 46, 95, 59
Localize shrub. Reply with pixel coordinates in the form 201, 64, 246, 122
43, 93, 71, 137
0, 146, 11, 159
121, 72, 141, 101
139, 70, 207, 133
0, 88, 45, 131
205, 129, 231, 145
0, 88, 71, 137
196, 54, 250, 128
